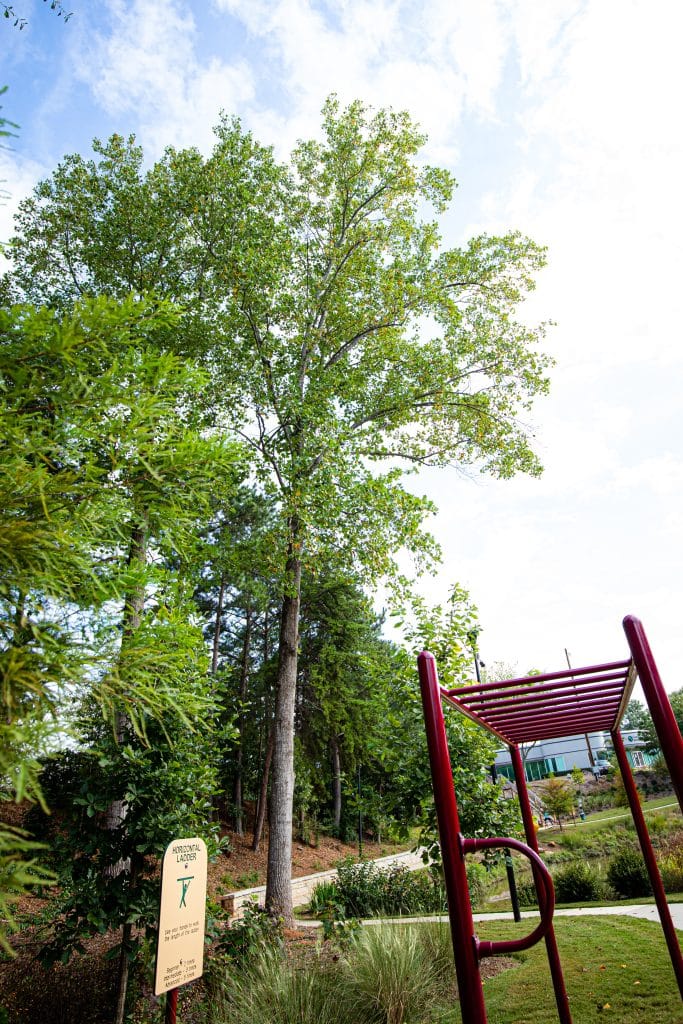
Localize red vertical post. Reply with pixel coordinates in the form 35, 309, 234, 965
165, 988, 178, 1024
623, 615, 683, 811
611, 730, 683, 998
510, 745, 573, 1024
418, 652, 488, 1024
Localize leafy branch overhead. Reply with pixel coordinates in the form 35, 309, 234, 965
2, 2, 73, 30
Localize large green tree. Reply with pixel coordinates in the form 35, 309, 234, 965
0, 293, 244, 1024
0, 294, 234, 952
8, 97, 552, 923
217, 98, 550, 920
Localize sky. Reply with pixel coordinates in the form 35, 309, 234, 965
2, 0, 683, 695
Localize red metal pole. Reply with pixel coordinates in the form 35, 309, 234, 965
165, 987, 178, 1024
611, 730, 683, 998
417, 652, 488, 1024
623, 615, 683, 811
510, 745, 573, 1024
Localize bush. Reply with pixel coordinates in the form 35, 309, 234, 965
332, 861, 447, 918
607, 846, 652, 898
342, 924, 439, 1024
466, 862, 488, 909
210, 900, 283, 967
309, 880, 340, 917
658, 831, 683, 893
553, 862, 603, 903
516, 878, 538, 907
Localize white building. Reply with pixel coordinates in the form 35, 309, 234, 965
493, 729, 654, 782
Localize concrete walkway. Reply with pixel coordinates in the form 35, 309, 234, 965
295, 903, 683, 930
220, 844, 683, 934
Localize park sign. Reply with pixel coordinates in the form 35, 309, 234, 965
154, 837, 208, 997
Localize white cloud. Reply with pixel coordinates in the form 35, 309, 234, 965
76, 0, 256, 155
475, 0, 683, 372
0, 149, 48, 260
212, 0, 516, 161
11, 0, 683, 691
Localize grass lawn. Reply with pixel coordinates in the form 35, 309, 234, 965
442, 916, 683, 1023
540, 796, 681, 835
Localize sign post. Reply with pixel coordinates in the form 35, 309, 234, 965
154, 837, 208, 1024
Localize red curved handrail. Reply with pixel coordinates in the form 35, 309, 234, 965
461, 835, 555, 957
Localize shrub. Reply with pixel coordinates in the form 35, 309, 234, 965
466, 862, 488, 909
516, 878, 539, 907
332, 861, 447, 918
211, 900, 283, 967
553, 862, 602, 903
211, 945, 344, 1024
309, 880, 340, 917
334, 860, 381, 916
607, 846, 652, 898
342, 924, 439, 1024
658, 831, 683, 893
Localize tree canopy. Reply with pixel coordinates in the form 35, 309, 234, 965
5, 95, 551, 942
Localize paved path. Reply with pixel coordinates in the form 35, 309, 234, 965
222, 843, 683, 934
296, 903, 683, 930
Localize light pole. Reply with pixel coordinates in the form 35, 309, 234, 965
469, 630, 521, 923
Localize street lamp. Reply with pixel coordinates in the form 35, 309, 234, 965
469, 630, 521, 924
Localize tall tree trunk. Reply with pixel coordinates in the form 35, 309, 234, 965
106, 522, 145, 1024
103, 520, 146, 871
252, 728, 273, 852
330, 735, 342, 836
265, 526, 302, 924
209, 574, 226, 821
113, 856, 139, 1024
211, 574, 226, 675
232, 604, 252, 835
252, 608, 272, 853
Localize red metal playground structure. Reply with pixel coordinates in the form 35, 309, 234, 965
418, 614, 683, 1024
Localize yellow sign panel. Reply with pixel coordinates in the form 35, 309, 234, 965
154, 837, 208, 996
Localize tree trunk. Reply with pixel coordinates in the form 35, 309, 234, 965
265, 528, 302, 924
113, 855, 139, 1024
103, 520, 146, 877
209, 574, 226, 822
232, 604, 252, 835
252, 728, 273, 852
252, 608, 272, 853
211, 574, 226, 676
330, 736, 342, 836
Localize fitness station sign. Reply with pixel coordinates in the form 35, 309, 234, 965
154, 837, 208, 997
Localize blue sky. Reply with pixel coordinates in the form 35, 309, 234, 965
3, 0, 683, 692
